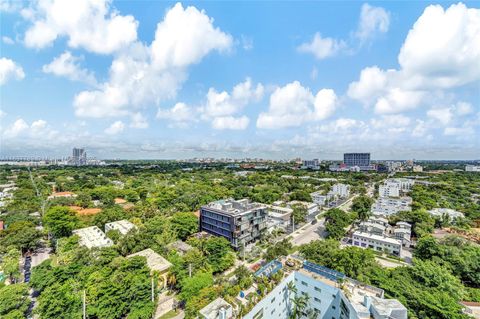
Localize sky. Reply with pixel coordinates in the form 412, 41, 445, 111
0, 0, 479, 160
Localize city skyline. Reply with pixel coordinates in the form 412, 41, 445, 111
1, 1, 479, 160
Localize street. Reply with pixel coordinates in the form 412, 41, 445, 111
290, 217, 326, 246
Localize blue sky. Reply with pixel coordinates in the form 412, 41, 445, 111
0, 0, 479, 160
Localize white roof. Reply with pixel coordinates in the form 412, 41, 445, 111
127, 248, 172, 272
353, 231, 402, 245
199, 297, 233, 319
72, 226, 113, 249
428, 208, 464, 218
105, 219, 136, 235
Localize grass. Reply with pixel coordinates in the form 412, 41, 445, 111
158, 309, 180, 319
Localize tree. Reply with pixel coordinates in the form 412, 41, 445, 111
1, 248, 21, 283
43, 206, 79, 238
0, 284, 30, 318
324, 208, 351, 240
0, 221, 42, 253
292, 204, 308, 225
179, 272, 213, 301
36, 280, 82, 319
202, 236, 235, 273
264, 239, 292, 262
170, 212, 198, 240
351, 196, 373, 221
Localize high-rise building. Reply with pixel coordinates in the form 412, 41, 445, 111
72, 148, 87, 166
344, 153, 370, 167
199, 198, 267, 250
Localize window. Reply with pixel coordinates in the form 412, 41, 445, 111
301, 281, 308, 286
332, 305, 336, 309
253, 309, 263, 319
314, 297, 321, 303
271, 297, 276, 303
314, 287, 321, 292
271, 309, 276, 315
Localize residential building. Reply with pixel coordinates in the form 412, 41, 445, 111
378, 184, 399, 198
167, 240, 193, 255
412, 165, 423, 172
266, 205, 293, 232
243, 260, 407, 319
358, 221, 388, 236
47, 191, 77, 200
127, 248, 172, 288
72, 147, 87, 166
310, 191, 329, 206
302, 159, 320, 170
371, 197, 412, 216
287, 200, 319, 216
331, 183, 351, 198
428, 208, 464, 219
72, 226, 113, 249
199, 298, 234, 319
466, 165, 480, 172
352, 231, 402, 256
343, 153, 372, 169
199, 198, 267, 249
379, 178, 414, 198
104, 219, 136, 235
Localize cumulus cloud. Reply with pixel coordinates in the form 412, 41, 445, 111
348, 3, 480, 114
0, 57, 25, 85
211, 116, 250, 130
42, 51, 96, 85
23, 0, 138, 54
256, 81, 338, 129
129, 112, 149, 129
297, 33, 346, 60
74, 3, 233, 119
2, 36, 14, 44
355, 3, 390, 42
2, 118, 57, 139
104, 121, 125, 135
157, 102, 196, 127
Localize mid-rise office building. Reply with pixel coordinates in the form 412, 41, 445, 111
344, 153, 370, 167
242, 260, 407, 319
200, 198, 267, 249
302, 159, 320, 170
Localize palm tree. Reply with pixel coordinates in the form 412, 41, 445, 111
290, 295, 309, 319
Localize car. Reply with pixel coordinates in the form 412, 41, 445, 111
311, 219, 317, 225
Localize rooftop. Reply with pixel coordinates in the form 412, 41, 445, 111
127, 248, 172, 273
202, 198, 265, 216
105, 219, 136, 235
353, 231, 403, 245
72, 226, 113, 249
370, 296, 408, 319
199, 297, 233, 319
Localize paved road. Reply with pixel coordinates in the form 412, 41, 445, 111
290, 217, 327, 246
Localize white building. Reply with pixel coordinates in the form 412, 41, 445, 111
310, 191, 330, 206
72, 226, 113, 249
331, 183, 351, 198
466, 165, 480, 172
378, 185, 399, 198
302, 159, 320, 170
199, 297, 234, 319
352, 231, 402, 256
287, 200, 318, 216
428, 208, 464, 219
243, 260, 407, 319
105, 219, 137, 235
379, 179, 414, 198
267, 205, 293, 231
372, 197, 412, 216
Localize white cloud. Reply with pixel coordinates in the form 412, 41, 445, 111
2, 118, 58, 139
2, 36, 14, 44
150, 2, 232, 70
455, 102, 474, 116
130, 112, 148, 129
23, 0, 138, 54
74, 3, 233, 119
240, 35, 253, 51
256, 81, 338, 129
370, 114, 411, 128
0, 0, 21, 13
0, 57, 25, 85
202, 78, 263, 118
355, 3, 390, 42
157, 102, 196, 126
104, 121, 125, 135
348, 3, 480, 114
211, 116, 249, 130
444, 126, 474, 136
427, 107, 453, 125
42, 51, 96, 85
3, 119, 29, 138
297, 33, 346, 60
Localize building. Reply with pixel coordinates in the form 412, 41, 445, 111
167, 240, 193, 255
331, 183, 351, 198
466, 165, 480, 172
460, 301, 480, 319
412, 165, 423, 172
378, 184, 399, 198
310, 191, 329, 206
371, 197, 412, 216
287, 200, 319, 216
127, 248, 172, 288
104, 219, 136, 235
428, 208, 464, 219
47, 191, 77, 200
199, 297, 234, 319
302, 159, 320, 170
352, 231, 402, 256
72, 148, 87, 166
72, 226, 113, 249
379, 179, 414, 198
199, 198, 267, 249
344, 153, 370, 167
266, 205, 293, 232
243, 260, 407, 319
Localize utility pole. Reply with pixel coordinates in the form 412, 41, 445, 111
83, 290, 86, 319
243, 242, 246, 261
151, 277, 154, 302
292, 215, 295, 233
188, 263, 192, 278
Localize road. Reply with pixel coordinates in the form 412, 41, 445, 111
290, 217, 327, 246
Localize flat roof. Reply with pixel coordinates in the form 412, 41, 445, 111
199, 297, 232, 319
72, 226, 113, 249
202, 198, 265, 216
353, 231, 402, 245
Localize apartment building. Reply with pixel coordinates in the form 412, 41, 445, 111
105, 219, 137, 235
331, 183, 351, 198
242, 260, 407, 319
379, 178, 414, 198
72, 226, 113, 249
302, 159, 320, 170
199, 198, 267, 249
352, 231, 402, 256
266, 205, 293, 232
372, 197, 412, 216
311, 191, 329, 206
466, 165, 480, 172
